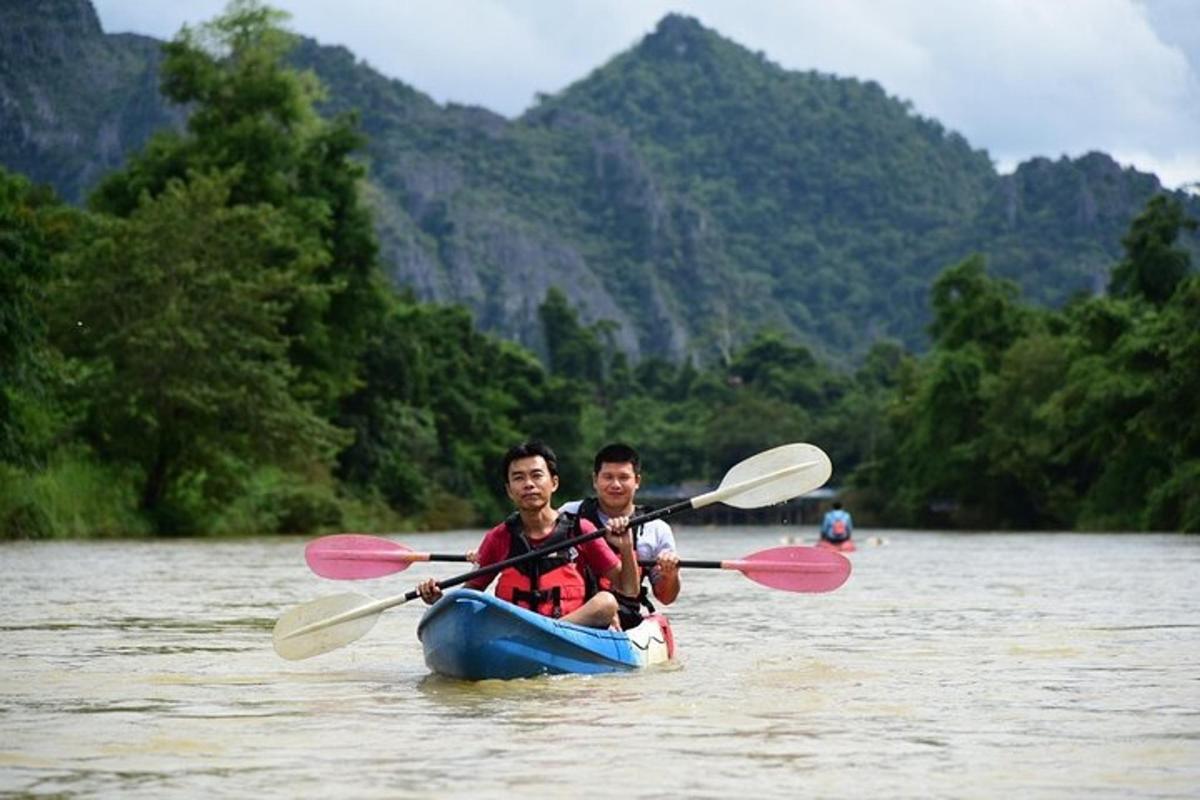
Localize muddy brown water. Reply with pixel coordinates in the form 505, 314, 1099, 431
2, 529, 1197, 798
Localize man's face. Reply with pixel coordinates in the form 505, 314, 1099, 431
593, 461, 640, 514
506, 455, 559, 511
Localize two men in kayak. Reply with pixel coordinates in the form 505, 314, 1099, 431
416, 441, 640, 629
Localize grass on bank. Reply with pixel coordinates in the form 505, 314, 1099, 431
0, 454, 476, 539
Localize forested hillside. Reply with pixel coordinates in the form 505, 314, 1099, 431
3, 2, 1195, 363
3, 2, 1197, 537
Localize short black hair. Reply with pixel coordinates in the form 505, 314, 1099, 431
502, 441, 559, 482
832, 501, 843, 510
593, 442, 640, 475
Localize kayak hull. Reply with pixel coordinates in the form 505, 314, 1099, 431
417, 589, 674, 680
818, 538, 857, 552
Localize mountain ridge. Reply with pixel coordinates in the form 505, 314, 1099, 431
2, 2, 1194, 363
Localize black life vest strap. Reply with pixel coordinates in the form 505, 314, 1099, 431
503, 512, 577, 578
509, 585, 564, 618
638, 584, 656, 614
574, 499, 660, 614
503, 512, 576, 617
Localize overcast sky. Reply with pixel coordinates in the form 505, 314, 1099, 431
90, 0, 1199, 190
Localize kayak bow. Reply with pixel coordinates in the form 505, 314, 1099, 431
416, 589, 674, 680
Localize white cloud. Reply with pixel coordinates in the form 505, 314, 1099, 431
90, 0, 1200, 188
1141, 0, 1200, 70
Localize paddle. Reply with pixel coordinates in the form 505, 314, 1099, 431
305, 534, 467, 580
273, 442, 832, 660
305, 533, 851, 593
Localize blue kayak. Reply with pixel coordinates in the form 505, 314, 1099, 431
416, 589, 675, 680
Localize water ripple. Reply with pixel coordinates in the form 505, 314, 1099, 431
1, 531, 1198, 799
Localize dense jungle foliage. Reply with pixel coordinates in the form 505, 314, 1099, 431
2, 2, 1197, 536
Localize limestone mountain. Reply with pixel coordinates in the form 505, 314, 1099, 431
0, 0, 183, 203
2, 2, 1194, 363
530, 15, 1195, 356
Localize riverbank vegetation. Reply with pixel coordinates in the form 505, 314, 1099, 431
2, 3, 1196, 536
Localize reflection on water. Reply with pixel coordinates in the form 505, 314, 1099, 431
1, 531, 1198, 798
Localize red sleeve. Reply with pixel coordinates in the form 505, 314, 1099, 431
577, 534, 620, 578
466, 524, 509, 590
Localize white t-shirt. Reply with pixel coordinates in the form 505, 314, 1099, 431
558, 499, 677, 565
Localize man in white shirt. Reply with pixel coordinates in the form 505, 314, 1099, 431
560, 443, 680, 629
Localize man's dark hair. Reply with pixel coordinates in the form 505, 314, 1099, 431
593, 442, 641, 475
832, 501, 843, 510
501, 441, 559, 483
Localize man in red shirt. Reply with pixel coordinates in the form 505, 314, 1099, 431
417, 441, 638, 628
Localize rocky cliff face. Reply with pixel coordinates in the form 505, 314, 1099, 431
2, 3, 1195, 364
977, 152, 1173, 299
993, 152, 1163, 233
0, 0, 183, 202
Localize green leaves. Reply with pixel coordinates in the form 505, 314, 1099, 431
92, 0, 387, 418
56, 171, 348, 527
928, 255, 1029, 360
9, 4, 1199, 536
0, 169, 79, 466
1109, 195, 1197, 306
869, 195, 1198, 530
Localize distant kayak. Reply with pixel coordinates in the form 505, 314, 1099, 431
818, 538, 857, 553
416, 589, 675, 680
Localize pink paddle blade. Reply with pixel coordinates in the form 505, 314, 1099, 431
305, 534, 423, 580
727, 545, 851, 593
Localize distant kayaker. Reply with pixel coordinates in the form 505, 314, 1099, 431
560, 442, 680, 630
416, 441, 638, 629
820, 501, 854, 545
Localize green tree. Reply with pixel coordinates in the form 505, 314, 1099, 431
54, 172, 347, 529
701, 391, 813, 474
0, 168, 78, 465
90, 0, 387, 415
975, 332, 1074, 527
727, 330, 837, 408
820, 340, 910, 504
1109, 194, 1197, 307
1044, 304, 1163, 529
338, 300, 590, 523
1041, 195, 1197, 530
928, 254, 1027, 364
538, 287, 605, 385
1141, 276, 1200, 530
868, 257, 1031, 524
889, 347, 989, 524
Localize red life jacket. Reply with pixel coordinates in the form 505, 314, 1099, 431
495, 512, 588, 618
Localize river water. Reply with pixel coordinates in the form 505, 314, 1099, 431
1, 529, 1197, 798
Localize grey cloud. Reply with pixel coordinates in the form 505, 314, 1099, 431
90, 0, 1200, 187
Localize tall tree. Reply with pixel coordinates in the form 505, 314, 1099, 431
90, 0, 387, 415
727, 330, 837, 408
877, 256, 1034, 524
1109, 194, 1197, 307
928, 254, 1027, 364
538, 287, 605, 385
338, 299, 591, 523
0, 168, 77, 466
55, 172, 347, 529
1141, 276, 1200, 530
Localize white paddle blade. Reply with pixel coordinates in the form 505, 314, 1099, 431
706, 443, 832, 509
273, 592, 382, 661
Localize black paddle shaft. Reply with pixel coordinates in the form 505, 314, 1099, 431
423, 554, 725, 569
404, 499, 696, 601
